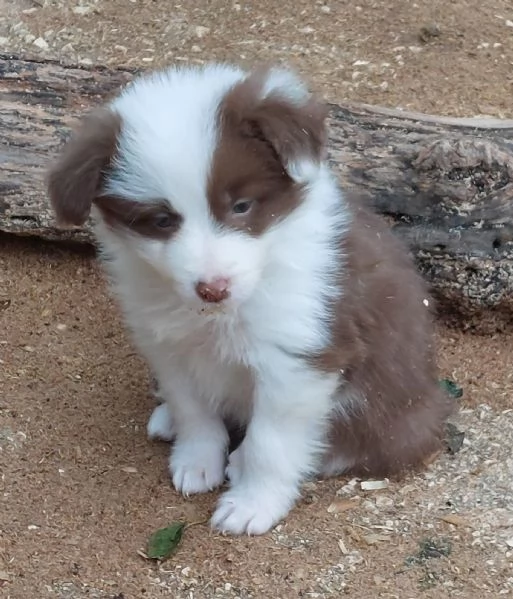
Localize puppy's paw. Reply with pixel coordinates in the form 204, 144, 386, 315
147, 403, 175, 442
225, 447, 243, 486
211, 486, 294, 535
170, 438, 226, 495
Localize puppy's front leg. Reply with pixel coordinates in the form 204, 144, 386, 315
212, 358, 338, 535
153, 368, 229, 496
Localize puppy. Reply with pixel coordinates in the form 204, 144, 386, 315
47, 63, 453, 535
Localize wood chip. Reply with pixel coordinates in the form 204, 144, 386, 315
0, 571, 12, 582
327, 498, 361, 513
363, 533, 391, 545
121, 466, 138, 474
438, 514, 469, 527
361, 479, 389, 491
338, 539, 349, 554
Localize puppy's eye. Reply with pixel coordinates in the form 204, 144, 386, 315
232, 199, 254, 215
153, 213, 176, 228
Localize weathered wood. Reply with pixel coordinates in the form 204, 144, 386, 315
1, 53, 512, 332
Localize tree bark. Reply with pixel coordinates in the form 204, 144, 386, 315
1, 53, 512, 333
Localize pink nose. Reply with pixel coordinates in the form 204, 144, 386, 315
195, 278, 230, 303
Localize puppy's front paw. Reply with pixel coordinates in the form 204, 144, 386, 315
147, 403, 175, 442
211, 486, 295, 535
170, 438, 226, 495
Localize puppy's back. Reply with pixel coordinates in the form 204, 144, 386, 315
321, 194, 452, 476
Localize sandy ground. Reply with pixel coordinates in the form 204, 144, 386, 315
1, 1, 513, 598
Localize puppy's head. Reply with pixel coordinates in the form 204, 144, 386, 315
48, 64, 328, 307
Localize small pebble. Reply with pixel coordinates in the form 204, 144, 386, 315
195, 25, 210, 38
32, 37, 49, 50
375, 495, 394, 508
361, 479, 389, 491
72, 6, 94, 15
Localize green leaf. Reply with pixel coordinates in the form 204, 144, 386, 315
147, 522, 186, 560
439, 378, 463, 399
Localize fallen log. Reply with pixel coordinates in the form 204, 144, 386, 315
1, 54, 512, 333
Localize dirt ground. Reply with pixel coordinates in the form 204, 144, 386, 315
1, 1, 513, 598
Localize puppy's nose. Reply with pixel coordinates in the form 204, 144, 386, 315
195, 278, 230, 303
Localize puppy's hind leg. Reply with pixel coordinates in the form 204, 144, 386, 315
319, 453, 355, 479
147, 377, 175, 442
147, 402, 175, 442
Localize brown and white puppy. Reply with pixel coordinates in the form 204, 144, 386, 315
47, 64, 453, 535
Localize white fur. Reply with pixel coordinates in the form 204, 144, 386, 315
147, 402, 174, 442
93, 63, 351, 534
261, 66, 311, 105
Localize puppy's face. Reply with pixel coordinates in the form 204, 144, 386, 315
48, 64, 327, 308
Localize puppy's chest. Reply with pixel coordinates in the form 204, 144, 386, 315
131, 293, 251, 364
150, 306, 254, 414
165, 307, 249, 360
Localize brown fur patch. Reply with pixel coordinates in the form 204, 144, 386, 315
317, 193, 454, 477
95, 196, 183, 241
47, 109, 121, 226
207, 66, 328, 235
48, 109, 182, 241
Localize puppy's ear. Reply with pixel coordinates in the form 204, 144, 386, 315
222, 66, 328, 180
47, 109, 121, 226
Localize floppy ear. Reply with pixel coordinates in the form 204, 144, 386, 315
222, 66, 328, 180
47, 108, 121, 226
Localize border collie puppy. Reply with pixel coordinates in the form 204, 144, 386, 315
48, 64, 452, 535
